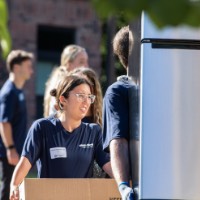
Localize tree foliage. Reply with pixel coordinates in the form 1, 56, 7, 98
0, 0, 11, 59
91, 0, 200, 28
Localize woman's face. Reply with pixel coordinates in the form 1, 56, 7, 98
68, 51, 89, 71
64, 83, 93, 120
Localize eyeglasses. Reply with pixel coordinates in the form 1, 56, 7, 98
72, 93, 96, 104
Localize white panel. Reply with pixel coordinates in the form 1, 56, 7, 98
142, 12, 200, 40
140, 43, 200, 199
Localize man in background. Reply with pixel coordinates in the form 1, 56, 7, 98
0, 50, 34, 200
102, 26, 138, 200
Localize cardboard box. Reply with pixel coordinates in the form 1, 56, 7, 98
19, 178, 121, 200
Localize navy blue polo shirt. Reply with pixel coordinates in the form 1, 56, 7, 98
102, 76, 135, 152
22, 117, 110, 178
0, 79, 27, 157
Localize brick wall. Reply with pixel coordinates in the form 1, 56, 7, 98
1, 0, 102, 127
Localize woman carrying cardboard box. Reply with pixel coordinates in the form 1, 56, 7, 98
9, 75, 113, 200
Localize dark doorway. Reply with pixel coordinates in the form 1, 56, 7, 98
36, 25, 75, 119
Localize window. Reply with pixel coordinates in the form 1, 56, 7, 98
36, 25, 75, 118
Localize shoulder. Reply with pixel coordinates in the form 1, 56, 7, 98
28, 117, 59, 140
106, 79, 127, 94
105, 76, 137, 96
104, 81, 127, 100
0, 83, 20, 106
31, 117, 56, 129
81, 123, 102, 142
0, 80, 15, 97
82, 122, 101, 129
81, 122, 101, 133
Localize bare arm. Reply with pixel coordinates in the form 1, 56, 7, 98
110, 138, 130, 184
102, 161, 113, 178
0, 122, 15, 148
0, 122, 19, 165
10, 156, 32, 200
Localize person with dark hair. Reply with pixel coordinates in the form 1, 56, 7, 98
102, 26, 136, 200
69, 67, 103, 126
9, 75, 112, 200
0, 49, 34, 200
69, 67, 106, 178
43, 47, 104, 179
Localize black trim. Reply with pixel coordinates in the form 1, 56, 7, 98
141, 38, 200, 50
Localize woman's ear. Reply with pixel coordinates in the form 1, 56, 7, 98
59, 96, 66, 104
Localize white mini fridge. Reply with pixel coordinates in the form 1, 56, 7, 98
139, 12, 200, 200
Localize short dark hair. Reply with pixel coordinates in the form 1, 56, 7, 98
113, 26, 133, 68
6, 50, 34, 72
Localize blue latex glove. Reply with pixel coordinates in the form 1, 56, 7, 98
118, 183, 134, 200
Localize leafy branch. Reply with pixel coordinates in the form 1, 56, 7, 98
0, 0, 11, 59
91, 0, 200, 28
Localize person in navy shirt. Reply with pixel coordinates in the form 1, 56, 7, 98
10, 75, 112, 200
69, 67, 106, 178
0, 50, 34, 200
102, 26, 138, 200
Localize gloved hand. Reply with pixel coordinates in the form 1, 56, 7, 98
118, 182, 134, 200
133, 186, 139, 200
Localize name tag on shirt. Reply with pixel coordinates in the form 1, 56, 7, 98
50, 147, 67, 159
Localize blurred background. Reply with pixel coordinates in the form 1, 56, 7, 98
1, 0, 200, 186
1, 0, 200, 127
0, 0, 126, 128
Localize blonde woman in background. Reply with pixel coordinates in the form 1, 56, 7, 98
43, 66, 68, 117
60, 44, 89, 71
44, 44, 89, 117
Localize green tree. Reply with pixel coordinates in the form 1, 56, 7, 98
0, 0, 11, 59
91, 0, 200, 28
